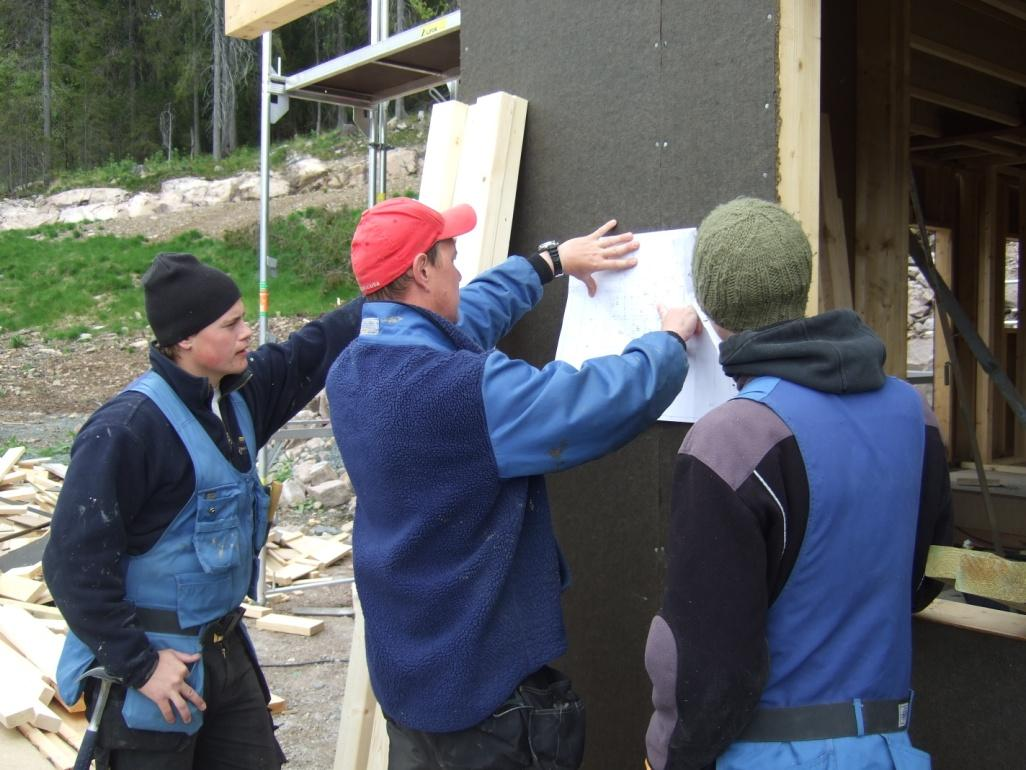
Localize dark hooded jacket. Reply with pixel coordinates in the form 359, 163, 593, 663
644, 310, 952, 770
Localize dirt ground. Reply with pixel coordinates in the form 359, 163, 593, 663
0, 181, 387, 769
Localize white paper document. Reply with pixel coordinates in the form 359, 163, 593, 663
554, 228, 737, 423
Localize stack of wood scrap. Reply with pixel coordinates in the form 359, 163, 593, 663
263, 525, 352, 587
0, 605, 86, 769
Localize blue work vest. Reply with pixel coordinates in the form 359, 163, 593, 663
718, 376, 928, 769
56, 371, 269, 734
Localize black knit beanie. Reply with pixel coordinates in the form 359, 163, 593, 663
142, 253, 242, 346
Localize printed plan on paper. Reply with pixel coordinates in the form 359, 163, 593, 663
554, 228, 738, 423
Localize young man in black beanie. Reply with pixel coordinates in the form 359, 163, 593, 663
43, 252, 363, 769
643, 198, 952, 770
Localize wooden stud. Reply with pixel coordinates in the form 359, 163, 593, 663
285, 536, 352, 567
0, 572, 49, 604
926, 544, 1026, 608
254, 613, 324, 636
225, 0, 334, 40
975, 169, 1002, 461
932, 227, 955, 455
819, 115, 853, 311
917, 597, 1026, 641
333, 586, 383, 770
451, 93, 529, 278
0, 606, 65, 688
419, 100, 470, 210
16, 723, 77, 770
779, 0, 822, 317
854, 0, 911, 376
1017, 175, 1026, 458
0, 447, 26, 481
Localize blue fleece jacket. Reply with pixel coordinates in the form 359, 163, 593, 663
327, 255, 687, 732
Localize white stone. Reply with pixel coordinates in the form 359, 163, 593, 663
125, 192, 164, 218
309, 478, 352, 508
236, 173, 289, 201
280, 477, 306, 507
46, 187, 129, 208
295, 459, 337, 485
284, 157, 329, 191
204, 177, 238, 206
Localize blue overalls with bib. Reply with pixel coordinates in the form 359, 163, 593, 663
56, 371, 269, 733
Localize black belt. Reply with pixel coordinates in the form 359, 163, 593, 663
135, 607, 245, 643
739, 696, 912, 742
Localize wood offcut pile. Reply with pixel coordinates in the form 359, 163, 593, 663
0, 446, 352, 768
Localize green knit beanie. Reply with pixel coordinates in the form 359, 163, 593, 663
692, 197, 812, 332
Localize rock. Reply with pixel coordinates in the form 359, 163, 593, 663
236, 172, 290, 201
0, 203, 59, 229
59, 202, 122, 223
907, 335, 935, 370
46, 187, 129, 207
295, 459, 337, 485
204, 177, 239, 206
125, 192, 164, 218
280, 477, 306, 507
309, 479, 352, 508
284, 157, 329, 191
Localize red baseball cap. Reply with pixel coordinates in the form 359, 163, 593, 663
350, 197, 477, 294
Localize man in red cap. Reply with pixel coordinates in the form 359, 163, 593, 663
327, 197, 701, 769
45, 252, 364, 769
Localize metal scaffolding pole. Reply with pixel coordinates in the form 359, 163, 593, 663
368, 0, 389, 207
255, 30, 273, 605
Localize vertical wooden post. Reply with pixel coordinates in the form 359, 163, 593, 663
974, 169, 1002, 462
1017, 176, 1026, 459
778, 0, 821, 316
932, 227, 954, 458
854, 0, 910, 376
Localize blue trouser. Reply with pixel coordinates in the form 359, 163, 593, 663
716, 731, 930, 769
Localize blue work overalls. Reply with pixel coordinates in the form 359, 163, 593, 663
56, 371, 269, 733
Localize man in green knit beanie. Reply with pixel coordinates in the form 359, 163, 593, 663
643, 197, 952, 770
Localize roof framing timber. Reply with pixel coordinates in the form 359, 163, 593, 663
225, 0, 334, 40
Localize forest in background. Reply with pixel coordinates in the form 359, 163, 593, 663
0, 0, 456, 195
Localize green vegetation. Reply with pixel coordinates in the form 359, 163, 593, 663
0, 205, 367, 338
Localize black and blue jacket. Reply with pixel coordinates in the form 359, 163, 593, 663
43, 299, 363, 690
327, 255, 689, 733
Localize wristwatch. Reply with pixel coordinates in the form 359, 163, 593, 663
537, 240, 563, 277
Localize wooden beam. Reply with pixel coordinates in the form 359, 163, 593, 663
451, 92, 528, 278
910, 50, 1024, 127
927, 544, 1026, 607
917, 596, 1026, 640
819, 115, 854, 311
854, 0, 910, 375
911, 0, 1026, 88
969, 0, 1026, 25
1017, 176, 1026, 457
418, 100, 470, 210
778, 0, 822, 317
933, 227, 955, 454
254, 613, 324, 636
975, 170, 1004, 460
225, 0, 334, 40
333, 587, 385, 769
